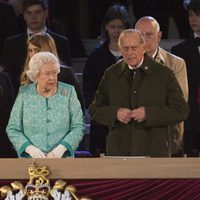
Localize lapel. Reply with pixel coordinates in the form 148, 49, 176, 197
186, 36, 200, 59
185, 37, 200, 77
155, 47, 166, 65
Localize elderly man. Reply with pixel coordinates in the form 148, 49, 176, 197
135, 16, 188, 155
89, 29, 189, 157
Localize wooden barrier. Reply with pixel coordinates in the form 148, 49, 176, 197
0, 157, 200, 180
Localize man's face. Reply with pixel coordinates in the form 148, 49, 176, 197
189, 10, 200, 35
24, 5, 48, 32
119, 32, 145, 68
135, 20, 161, 56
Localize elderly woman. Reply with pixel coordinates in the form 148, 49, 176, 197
20, 33, 85, 112
6, 52, 84, 158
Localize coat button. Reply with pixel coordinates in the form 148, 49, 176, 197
133, 90, 137, 94
46, 119, 51, 123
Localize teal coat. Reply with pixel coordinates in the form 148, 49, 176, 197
6, 82, 84, 157
90, 56, 189, 157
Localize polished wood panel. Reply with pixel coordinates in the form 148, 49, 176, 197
0, 158, 200, 179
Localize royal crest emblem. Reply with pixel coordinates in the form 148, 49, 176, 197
0, 161, 91, 200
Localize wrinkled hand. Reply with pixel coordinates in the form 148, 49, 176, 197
117, 108, 132, 124
25, 145, 46, 158
47, 144, 67, 158
131, 107, 146, 122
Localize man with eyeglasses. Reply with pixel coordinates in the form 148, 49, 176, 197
135, 16, 188, 156
89, 29, 189, 157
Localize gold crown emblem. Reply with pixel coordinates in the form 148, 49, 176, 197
25, 184, 51, 200
0, 161, 91, 200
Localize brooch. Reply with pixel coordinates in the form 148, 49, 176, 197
61, 89, 68, 96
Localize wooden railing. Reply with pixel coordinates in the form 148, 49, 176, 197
0, 157, 200, 180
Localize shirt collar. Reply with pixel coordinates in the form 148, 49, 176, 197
194, 33, 200, 39
27, 26, 47, 37
151, 48, 158, 60
128, 57, 144, 70
154, 47, 165, 64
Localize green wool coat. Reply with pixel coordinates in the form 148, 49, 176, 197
89, 55, 189, 157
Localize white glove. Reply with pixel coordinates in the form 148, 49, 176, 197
47, 144, 67, 158
25, 145, 46, 158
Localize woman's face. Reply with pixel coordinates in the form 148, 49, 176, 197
36, 61, 58, 92
28, 43, 40, 58
105, 19, 125, 43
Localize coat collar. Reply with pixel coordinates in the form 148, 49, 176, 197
155, 47, 167, 64
117, 55, 153, 77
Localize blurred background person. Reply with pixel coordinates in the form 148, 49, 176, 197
2, 0, 71, 97
0, 66, 17, 157
83, 4, 131, 156
8, 0, 26, 33
7, 52, 84, 158
171, 0, 200, 156
88, 0, 129, 39
0, 0, 19, 63
132, 0, 190, 39
135, 16, 188, 156
49, 0, 86, 58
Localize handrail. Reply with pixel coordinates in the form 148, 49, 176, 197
0, 157, 200, 179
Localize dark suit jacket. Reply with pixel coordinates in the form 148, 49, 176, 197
2, 30, 71, 95
171, 35, 200, 136
0, 2, 18, 62
83, 40, 119, 108
82, 40, 118, 155
0, 69, 17, 157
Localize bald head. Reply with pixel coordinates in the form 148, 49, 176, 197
135, 16, 160, 32
135, 16, 162, 56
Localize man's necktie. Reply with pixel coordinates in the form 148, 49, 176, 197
128, 68, 137, 79
127, 68, 142, 88
29, 33, 34, 38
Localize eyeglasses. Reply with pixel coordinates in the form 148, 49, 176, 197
141, 32, 157, 39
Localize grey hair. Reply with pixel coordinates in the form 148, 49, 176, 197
118, 29, 145, 48
26, 52, 60, 82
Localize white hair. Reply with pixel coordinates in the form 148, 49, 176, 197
26, 52, 60, 82
118, 29, 145, 48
